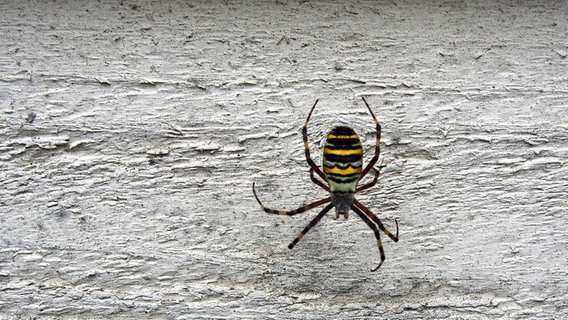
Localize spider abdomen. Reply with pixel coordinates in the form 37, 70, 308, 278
323, 126, 363, 192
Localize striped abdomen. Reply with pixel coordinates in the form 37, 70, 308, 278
323, 126, 363, 193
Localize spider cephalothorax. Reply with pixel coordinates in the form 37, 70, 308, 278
253, 97, 399, 271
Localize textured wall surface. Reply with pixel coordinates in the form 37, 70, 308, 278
1, 0, 567, 319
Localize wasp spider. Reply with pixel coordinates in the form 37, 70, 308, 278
253, 97, 399, 271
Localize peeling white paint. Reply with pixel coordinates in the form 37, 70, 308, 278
0, 0, 567, 319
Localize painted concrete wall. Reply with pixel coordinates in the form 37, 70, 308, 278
1, 0, 566, 319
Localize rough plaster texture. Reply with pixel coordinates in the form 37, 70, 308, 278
1, 0, 567, 319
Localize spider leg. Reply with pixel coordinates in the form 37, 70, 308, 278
252, 182, 331, 216
353, 199, 399, 242
351, 204, 386, 272
288, 203, 335, 249
310, 168, 330, 192
303, 100, 327, 181
356, 167, 380, 193
360, 96, 381, 179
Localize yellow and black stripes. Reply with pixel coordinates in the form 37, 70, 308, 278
252, 97, 399, 272
322, 126, 363, 192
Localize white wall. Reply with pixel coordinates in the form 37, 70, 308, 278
1, 0, 566, 319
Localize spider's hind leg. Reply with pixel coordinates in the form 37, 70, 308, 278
310, 168, 330, 192
359, 97, 381, 179
303, 100, 327, 181
356, 166, 380, 193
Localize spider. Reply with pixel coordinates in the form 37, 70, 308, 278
252, 97, 399, 272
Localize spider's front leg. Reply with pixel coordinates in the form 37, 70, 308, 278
351, 199, 399, 272
252, 182, 331, 216
288, 203, 334, 249
252, 182, 334, 251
